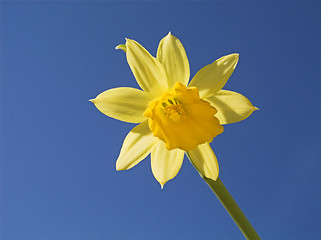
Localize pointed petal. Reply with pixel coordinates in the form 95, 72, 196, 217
91, 87, 153, 123
126, 39, 167, 96
151, 141, 184, 187
116, 120, 159, 170
188, 143, 219, 181
115, 44, 126, 52
156, 32, 190, 89
206, 90, 258, 125
189, 54, 239, 98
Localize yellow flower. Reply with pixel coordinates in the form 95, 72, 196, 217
90, 33, 257, 188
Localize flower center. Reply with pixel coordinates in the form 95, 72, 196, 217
161, 98, 184, 122
143, 82, 223, 151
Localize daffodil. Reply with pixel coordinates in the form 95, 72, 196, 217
90, 33, 257, 188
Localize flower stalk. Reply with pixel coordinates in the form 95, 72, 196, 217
186, 153, 261, 240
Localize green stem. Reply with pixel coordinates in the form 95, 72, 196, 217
186, 153, 260, 240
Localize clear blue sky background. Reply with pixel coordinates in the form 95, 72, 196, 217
1, 1, 320, 240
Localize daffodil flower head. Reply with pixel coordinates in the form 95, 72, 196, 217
91, 32, 257, 188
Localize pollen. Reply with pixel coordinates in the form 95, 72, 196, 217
143, 82, 224, 151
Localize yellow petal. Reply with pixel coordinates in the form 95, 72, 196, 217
189, 54, 239, 99
126, 39, 167, 96
115, 44, 126, 52
116, 120, 159, 170
151, 141, 184, 188
91, 87, 153, 123
206, 90, 258, 125
156, 32, 190, 89
188, 143, 219, 181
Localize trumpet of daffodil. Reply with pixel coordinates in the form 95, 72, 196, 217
90, 33, 257, 188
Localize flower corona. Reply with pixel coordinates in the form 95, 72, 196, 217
144, 82, 223, 151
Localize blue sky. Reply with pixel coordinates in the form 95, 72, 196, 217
1, 1, 320, 240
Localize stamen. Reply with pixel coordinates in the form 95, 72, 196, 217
161, 98, 184, 122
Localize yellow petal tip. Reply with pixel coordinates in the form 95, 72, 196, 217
254, 106, 260, 111
89, 99, 95, 103
233, 53, 239, 60
232, 54, 239, 68
115, 44, 126, 52
160, 183, 164, 189
116, 163, 122, 171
